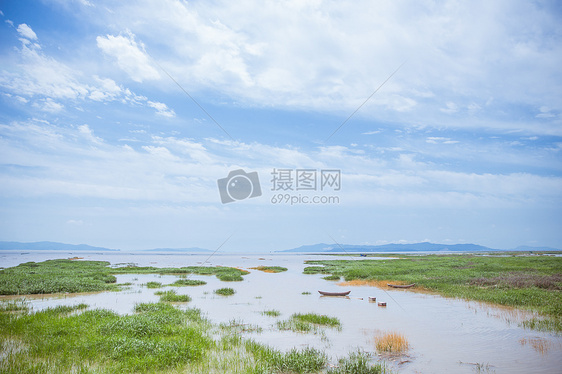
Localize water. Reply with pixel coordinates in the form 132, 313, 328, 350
1, 251, 561, 373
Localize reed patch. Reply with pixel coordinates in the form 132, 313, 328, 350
374, 332, 410, 354
249, 266, 288, 273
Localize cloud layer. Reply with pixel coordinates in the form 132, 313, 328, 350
0, 1, 561, 250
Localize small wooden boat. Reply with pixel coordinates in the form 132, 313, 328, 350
387, 283, 415, 289
318, 290, 351, 296
368, 297, 376, 302
378, 302, 387, 306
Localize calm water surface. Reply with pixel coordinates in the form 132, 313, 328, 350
1, 251, 561, 373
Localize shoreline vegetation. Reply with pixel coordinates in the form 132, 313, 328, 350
0, 301, 385, 373
0, 253, 560, 372
0, 259, 249, 295
305, 253, 562, 332
0, 259, 386, 373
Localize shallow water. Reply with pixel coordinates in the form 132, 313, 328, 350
1, 251, 561, 373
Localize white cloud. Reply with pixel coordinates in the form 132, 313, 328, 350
536, 106, 556, 119
96, 31, 160, 82
440, 102, 459, 114
74, 0, 561, 136
1, 118, 561, 238
147, 101, 175, 117
33, 98, 64, 113
426, 137, 460, 145
17, 24, 37, 40
0, 30, 178, 120
78, 124, 103, 144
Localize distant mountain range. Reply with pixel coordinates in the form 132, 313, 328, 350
279, 242, 560, 253
0, 241, 120, 252
0, 241, 211, 253
0, 240, 559, 253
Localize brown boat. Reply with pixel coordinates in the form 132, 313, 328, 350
318, 290, 351, 296
387, 283, 415, 288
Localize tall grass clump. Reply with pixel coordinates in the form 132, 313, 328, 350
323, 275, 341, 281
0, 302, 211, 373
245, 340, 327, 373
277, 313, 341, 333
261, 310, 281, 317
157, 290, 191, 302
374, 332, 410, 354
145, 281, 163, 289
217, 273, 244, 282
293, 313, 340, 327
327, 350, 385, 374
214, 287, 236, 296
171, 279, 206, 286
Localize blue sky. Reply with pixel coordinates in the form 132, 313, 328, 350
0, 0, 561, 252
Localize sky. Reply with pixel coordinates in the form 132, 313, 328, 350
0, 0, 561, 252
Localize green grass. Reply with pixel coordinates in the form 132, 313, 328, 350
307, 253, 562, 332
261, 309, 281, 317
0, 259, 119, 295
145, 281, 163, 289
157, 290, 192, 302
323, 275, 341, 281
0, 302, 211, 373
244, 340, 327, 373
0, 299, 383, 374
170, 279, 207, 286
277, 313, 341, 333
0, 260, 248, 296
292, 313, 341, 327
327, 351, 385, 374
214, 288, 236, 296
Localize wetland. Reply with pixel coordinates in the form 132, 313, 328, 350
0, 251, 561, 373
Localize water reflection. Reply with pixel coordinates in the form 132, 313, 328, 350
1, 252, 561, 374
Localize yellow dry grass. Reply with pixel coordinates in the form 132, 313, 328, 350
248, 266, 276, 273
337, 279, 397, 288
337, 279, 431, 293
374, 332, 410, 354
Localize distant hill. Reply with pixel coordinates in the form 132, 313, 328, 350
278, 241, 560, 253
0, 241, 213, 253
0, 241, 120, 252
